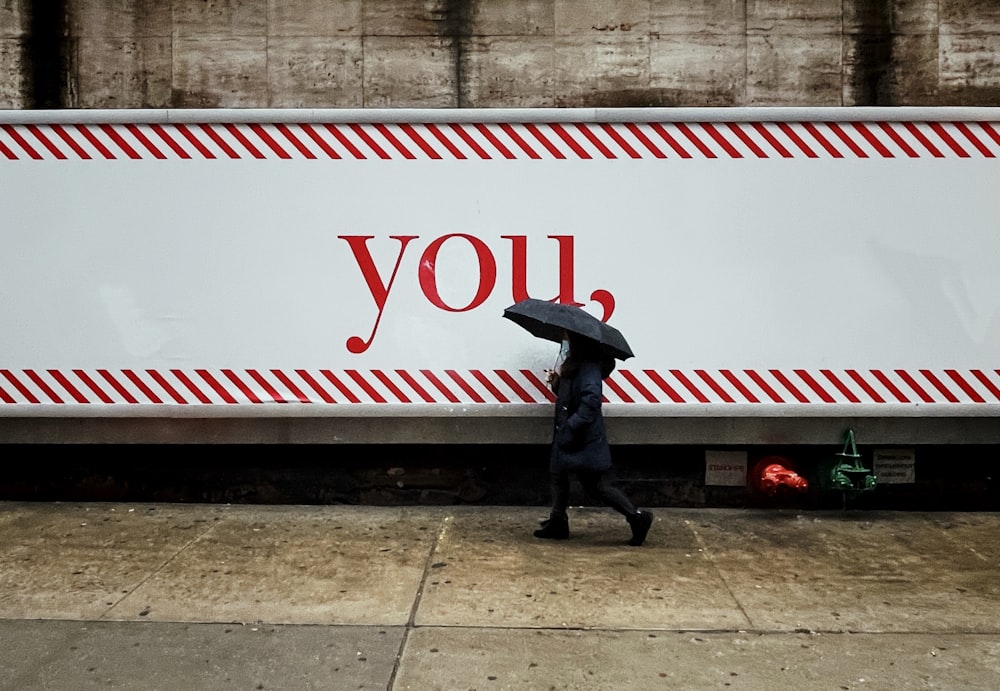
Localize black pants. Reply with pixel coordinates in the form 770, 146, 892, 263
549, 469, 636, 518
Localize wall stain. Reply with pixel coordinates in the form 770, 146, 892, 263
555, 88, 736, 109
852, 0, 895, 105
26, 0, 66, 108
442, 0, 474, 107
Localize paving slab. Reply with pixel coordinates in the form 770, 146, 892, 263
113, 504, 438, 625
0, 504, 230, 620
416, 507, 751, 630
394, 628, 1000, 691
3, 502, 1000, 690
686, 510, 1000, 633
0, 619, 401, 691
0, 503, 438, 625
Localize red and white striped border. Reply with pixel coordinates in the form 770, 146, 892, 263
2, 368, 999, 406
2, 121, 999, 160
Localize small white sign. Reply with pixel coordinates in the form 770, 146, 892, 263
873, 448, 916, 484
705, 450, 748, 486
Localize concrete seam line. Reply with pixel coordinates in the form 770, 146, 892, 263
387, 513, 452, 688
686, 519, 755, 630
99, 513, 221, 621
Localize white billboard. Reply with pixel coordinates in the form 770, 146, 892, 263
1, 108, 998, 417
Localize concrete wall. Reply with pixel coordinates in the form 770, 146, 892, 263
0, 1, 28, 107
1, 0, 999, 109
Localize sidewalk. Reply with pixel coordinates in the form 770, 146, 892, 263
1, 502, 999, 690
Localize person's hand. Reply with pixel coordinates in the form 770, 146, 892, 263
544, 368, 560, 392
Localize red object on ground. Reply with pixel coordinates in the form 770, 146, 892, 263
752, 456, 809, 496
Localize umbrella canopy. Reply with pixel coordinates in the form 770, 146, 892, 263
502, 298, 634, 360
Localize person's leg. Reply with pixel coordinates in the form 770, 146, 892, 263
578, 470, 635, 516
534, 470, 570, 539
578, 470, 654, 546
549, 469, 570, 517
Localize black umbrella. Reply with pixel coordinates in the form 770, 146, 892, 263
502, 298, 634, 360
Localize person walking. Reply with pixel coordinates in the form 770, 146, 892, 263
534, 330, 654, 546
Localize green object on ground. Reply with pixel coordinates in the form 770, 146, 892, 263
821, 429, 878, 498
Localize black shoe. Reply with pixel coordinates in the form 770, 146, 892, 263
534, 514, 569, 540
627, 510, 654, 546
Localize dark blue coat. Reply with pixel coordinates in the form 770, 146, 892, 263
549, 359, 612, 472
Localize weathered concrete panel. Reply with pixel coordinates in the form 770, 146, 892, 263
74, 37, 172, 108
844, 0, 939, 34
463, 36, 554, 107
267, 36, 364, 108
888, 33, 942, 103
469, 0, 554, 36
747, 0, 842, 34
940, 31, 1000, 89
649, 0, 747, 36
268, 0, 362, 37
742, 2, 844, 106
747, 33, 843, 105
67, 0, 172, 38
938, 0, 1000, 105
173, 37, 268, 108
0, 38, 26, 108
362, 35, 456, 107
7, 2, 1000, 143
554, 0, 650, 36
173, 0, 267, 38
941, 0, 1000, 35
363, 0, 447, 37
650, 33, 747, 106
0, 0, 27, 38
0, 0, 27, 108
844, 32, 941, 106
554, 34, 651, 106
